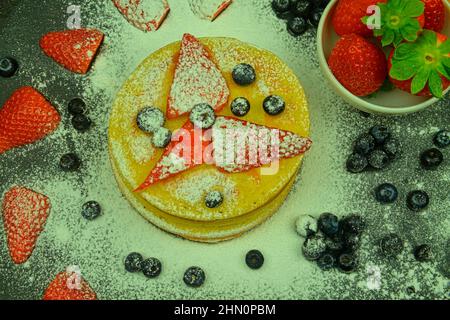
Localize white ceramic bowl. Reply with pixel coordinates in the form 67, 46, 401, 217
317, 0, 450, 115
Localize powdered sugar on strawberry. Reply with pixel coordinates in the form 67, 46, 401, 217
189, 0, 233, 21
167, 33, 230, 119
112, 0, 170, 32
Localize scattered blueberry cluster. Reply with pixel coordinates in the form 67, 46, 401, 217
298, 213, 364, 273
346, 125, 398, 173
68, 98, 92, 133
0, 57, 19, 78
136, 107, 172, 149
123, 249, 264, 287
271, 0, 330, 37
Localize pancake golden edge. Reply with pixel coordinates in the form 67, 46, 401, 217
108, 37, 310, 242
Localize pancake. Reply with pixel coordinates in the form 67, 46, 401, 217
108, 36, 310, 242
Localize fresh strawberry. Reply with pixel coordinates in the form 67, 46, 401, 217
43, 271, 97, 300
388, 31, 450, 98
112, 0, 170, 32
328, 34, 388, 97
2, 186, 51, 264
421, 0, 445, 32
0, 86, 61, 155
167, 33, 230, 119
332, 0, 387, 37
40, 29, 104, 74
135, 117, 312, 191
364, 0, 425, 47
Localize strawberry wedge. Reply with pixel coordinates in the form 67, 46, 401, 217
167, 33, 230, 119
0, 87, 61, 155
43, 271, 97, 300
189, 0, 233, 21
112, 0, 170, 32
2, 186, 51, 264
135, 117, 312, 191
40, 29, 104, 74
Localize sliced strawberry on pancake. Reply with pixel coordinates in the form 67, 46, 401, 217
112, 0, 170, 32
167, 33, 230, 119
135, 116, 311, 191
212, 116, 312, 173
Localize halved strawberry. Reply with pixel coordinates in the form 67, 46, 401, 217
167, 33, 230, 119
189, 0, 233, 21
40, 29, 104, 74
2, 186, 51, 264
0, 86, 61, 155
364, 0, 425, 47
389, 30, 450, 98
421, 0, 445, 32
332, 0, 387, 37
112, 0, 170, 32
43, 271, 97, 300
135, 116, 312, 191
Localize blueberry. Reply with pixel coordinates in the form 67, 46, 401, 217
272, 0, 291, 19
141, 258, 162, 278
287, 16, 308, 36
406, 190, 429, 212
317, 253, 335, 270
380, 234, 403, 257
382, 138, 399, 159
292, 0, 312, 17
295, 214, 318, 238
370, 125, 391, 145
318, 213, 339, 237
59, 153, 81, 172
354, 133, 375, 155
338, 253, 357, 273
232, 63, 256, 86
124, 252, 144, 273
375, 183, 398, 204
368, 150, 390, 169
340, 214, 365, 235
414, 244, 433, 262
205, 191, 223, 208
324, 237, 344, 254
136, 107, 165, 133
420, 148, 443, 170
183, 267, 205, 288
245, 250, 264, 270
68, 98, 86, 115
152, 127, 172, 149
81, 201, 102, 221
346, 153, 368, 173
190, 104, 216, 129
343, 233, 361, 253
263, 95, 285, 115
0, 57, 19, 78
434, 130, 450, 148
72, 114, 92, 132
231, 97, 250, 117
302, 234, 327, 261
308, 8, 323, 27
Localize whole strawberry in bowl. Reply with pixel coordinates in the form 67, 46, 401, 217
317, 0, 450, 115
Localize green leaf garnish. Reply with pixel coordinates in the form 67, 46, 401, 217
363, 0, 424, 47
391, 30, 450, 98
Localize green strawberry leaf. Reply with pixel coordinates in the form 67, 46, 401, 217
390, 59, 421, 80
437, 64, 450, 79
428, 70, 443, 98
366, 0, 424, 47
411, 67, 430, 94
394, 43, 416, 60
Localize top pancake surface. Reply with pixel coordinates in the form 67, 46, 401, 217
109, 37, 310, 222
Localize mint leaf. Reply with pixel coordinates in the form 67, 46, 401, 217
411, 67, 430, 94
428, 70, 443, 98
